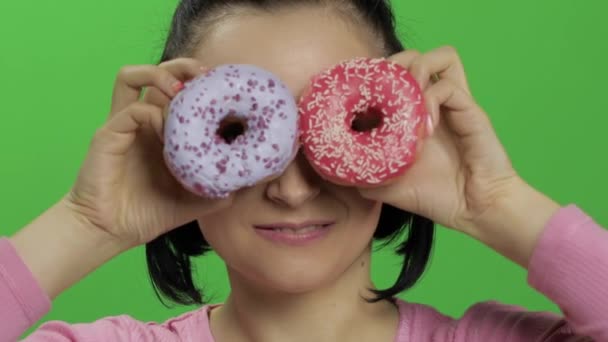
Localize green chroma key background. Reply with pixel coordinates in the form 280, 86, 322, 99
0, 0, 606, 334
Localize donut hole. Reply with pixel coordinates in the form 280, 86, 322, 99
351, 108, 383, 132
217, 115, 248, 144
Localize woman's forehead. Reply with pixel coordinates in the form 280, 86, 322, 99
191, 7, 381, 98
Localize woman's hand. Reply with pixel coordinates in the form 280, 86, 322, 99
9, 58, 233, 299
360, 47, 551, 238
64, 58, 232, 250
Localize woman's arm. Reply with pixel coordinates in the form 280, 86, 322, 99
454, 195, 608, 341
465, 180, 561, 270
9, 198, 127, 300
1, 58, 229, 341
468, 181, 608, 339
361, 47, 607, 341
409, 197, 606, 341
1, 198, 127, 341
0, 201, 210, 342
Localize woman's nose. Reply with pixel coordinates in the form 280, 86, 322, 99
266, 152, 321, 208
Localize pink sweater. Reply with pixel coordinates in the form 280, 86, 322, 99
1, 205, 607, 341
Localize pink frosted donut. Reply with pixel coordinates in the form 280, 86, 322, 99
299, 58, 427, 186
163, 65, 299, 198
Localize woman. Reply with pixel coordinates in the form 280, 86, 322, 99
2, 0, 606, 341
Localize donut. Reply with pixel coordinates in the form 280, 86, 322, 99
298, 57, 427, 186
163, 64, 299, 198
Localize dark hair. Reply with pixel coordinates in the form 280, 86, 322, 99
146, 0, 435, 307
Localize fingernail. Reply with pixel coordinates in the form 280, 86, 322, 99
426, 114, 434, 136
172, 81, 184, 93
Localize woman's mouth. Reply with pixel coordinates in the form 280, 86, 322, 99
253, 221, 334, 246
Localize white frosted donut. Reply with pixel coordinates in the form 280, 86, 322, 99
163, 65, 299, 198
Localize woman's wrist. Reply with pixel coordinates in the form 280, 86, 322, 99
468, 179, 561, 269
9, 196, 128, 299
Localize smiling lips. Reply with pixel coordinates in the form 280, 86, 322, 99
253, 221, 335, 246
255, 221, 334, 231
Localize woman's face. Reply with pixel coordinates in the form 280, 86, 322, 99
194, 6, 384, 293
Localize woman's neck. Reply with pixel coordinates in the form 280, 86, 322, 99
209, 248, 400, 342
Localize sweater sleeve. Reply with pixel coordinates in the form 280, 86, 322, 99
0, 238, 215, 342
18, 312, 215, 342
0, 238, 51, 341
439, 205, 608, 341
527, 205, 608, 340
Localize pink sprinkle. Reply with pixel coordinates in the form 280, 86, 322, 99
216, 162, 227, 174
